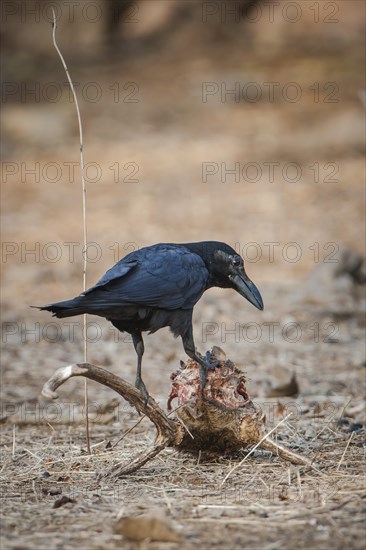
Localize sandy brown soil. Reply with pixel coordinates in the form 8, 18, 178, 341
1, 2, 365, 549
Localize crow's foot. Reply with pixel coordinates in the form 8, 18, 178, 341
135, 377, 150, 407
197, 352, 220, 390
205, 351, 220, 370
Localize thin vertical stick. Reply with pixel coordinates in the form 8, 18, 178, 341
12, 425, 16, 459
51, 10, 91, 454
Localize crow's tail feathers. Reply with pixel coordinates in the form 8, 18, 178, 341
34, 296, 87, 318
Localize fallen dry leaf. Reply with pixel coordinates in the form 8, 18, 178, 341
53, 495, 76, 509
264, 366, 299, 398
114, 513, 182, 542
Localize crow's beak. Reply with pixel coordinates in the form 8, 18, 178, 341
232, 273, 264, 311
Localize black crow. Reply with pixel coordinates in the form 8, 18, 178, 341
38, 242, 263, 402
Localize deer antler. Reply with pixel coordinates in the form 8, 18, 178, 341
42, 358, 314, 477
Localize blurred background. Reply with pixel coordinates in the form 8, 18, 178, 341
1, 5, 366, 547
1, 0, 365, 400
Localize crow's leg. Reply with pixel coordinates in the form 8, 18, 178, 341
131, 332, 149, 405
181, 327, 219, 390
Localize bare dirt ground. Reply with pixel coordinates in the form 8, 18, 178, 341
1, 2, 365, 549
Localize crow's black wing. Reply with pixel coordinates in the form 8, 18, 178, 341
83, 244, 209, 310
85, 258, 139, 292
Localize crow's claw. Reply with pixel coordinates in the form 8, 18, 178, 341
205, 351, 220, 370
197, 352, 220, 390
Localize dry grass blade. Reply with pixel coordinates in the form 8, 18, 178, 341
336, 432, 355, 471
221, 413, 314, 485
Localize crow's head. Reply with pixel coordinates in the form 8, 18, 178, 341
198, 242, 264, 311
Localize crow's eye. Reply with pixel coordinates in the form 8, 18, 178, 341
232, 255, 241, 267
